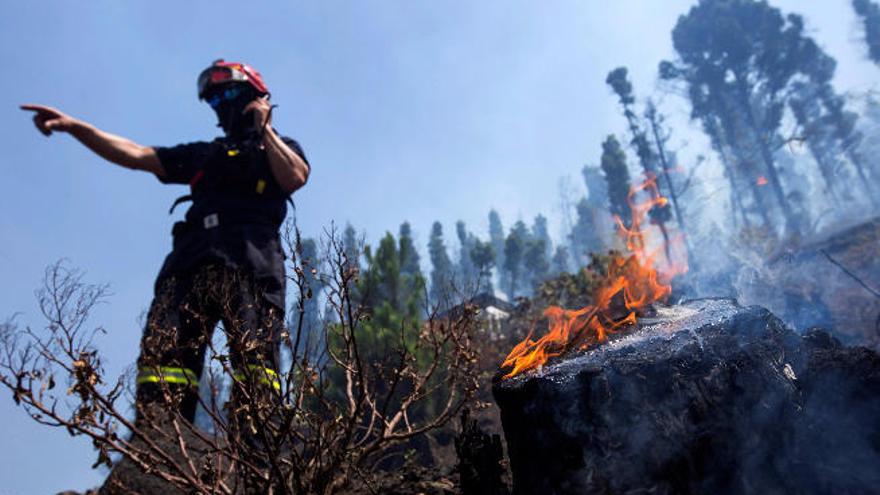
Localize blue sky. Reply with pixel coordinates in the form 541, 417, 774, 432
1, 1, 876, 493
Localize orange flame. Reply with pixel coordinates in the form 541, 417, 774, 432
501, 175, 688, 379
756, 176, 768, 186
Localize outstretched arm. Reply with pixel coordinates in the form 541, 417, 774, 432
20, 104, 166, 178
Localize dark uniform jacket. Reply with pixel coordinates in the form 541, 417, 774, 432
153, 131, 308, 309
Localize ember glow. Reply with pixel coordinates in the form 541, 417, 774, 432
501, 175, 688, 379
756, 176, 769, 186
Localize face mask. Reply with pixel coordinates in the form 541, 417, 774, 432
210, 85, 257, 138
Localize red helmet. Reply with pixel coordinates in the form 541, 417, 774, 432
197, 59, 269, 99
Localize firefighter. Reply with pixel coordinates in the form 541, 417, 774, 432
21, 60, 310, 422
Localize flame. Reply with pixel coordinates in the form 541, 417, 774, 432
756, 176, 768, 186
501, 175, 688, 379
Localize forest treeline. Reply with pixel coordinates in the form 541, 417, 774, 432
297, 0, 880, 333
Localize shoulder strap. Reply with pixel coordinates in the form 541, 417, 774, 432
167, 161, 210, 215
168, 195, 193, 215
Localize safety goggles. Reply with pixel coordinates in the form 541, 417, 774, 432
205, 86, 248, 109
198, 66, 248, 99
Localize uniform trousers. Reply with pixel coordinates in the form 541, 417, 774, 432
135, 261, 284, 422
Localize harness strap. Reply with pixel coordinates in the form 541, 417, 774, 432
190, 169, 205, 187
171, 196, 293, 216
166, 142, 293, 215
168, 195, 193, 215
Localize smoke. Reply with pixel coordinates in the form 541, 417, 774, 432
678, 209, 880, 350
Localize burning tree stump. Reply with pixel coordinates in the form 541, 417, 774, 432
493, 298, 880, 495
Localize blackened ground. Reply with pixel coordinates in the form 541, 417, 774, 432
493, 298, 880, 495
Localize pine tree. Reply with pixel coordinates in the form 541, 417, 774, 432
661, 0, 812, 232
856, 95, 880, 181
342, 223, 362, 272
520, 215, 552, 292
295, 238, 324, 357
788, 81, 847, 203
572, 165, 613, 265
569, 198, 604, 268
357, 230, 427, 340
336, 231, 428, 417
645, 101, 688, 232
428, 222, 454, 307
550, 245, 571, 276
823, 92, 867, 168
363, 233, 401, 310
488, 210, 506, 295
854, 0, 880, 65
660, 59, 765, 228
787, 13, 877, 207
817, 86, 878, 207
523, 237, 550, 292
398, 222, 425, 308
531, 215, 552, 258
582, 165, 609, 212
455, 221, 479, 291
398, 222, 420, 277
342, 223, 364, 302
606, 67, 673, 230
503, 221, 528, 299
600, 135, 632, 228
469, 240, 496, 295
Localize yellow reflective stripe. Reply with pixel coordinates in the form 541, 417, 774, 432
237, 364, 278, 378
137, 366, 199, 388
233, 365, 281, 391
255, 179, 266, 194
254, 365, 278, 379
136, 375, 198, 387
160, 366, 197, 380
232, 375, 281, 391
136, 370, 197, 383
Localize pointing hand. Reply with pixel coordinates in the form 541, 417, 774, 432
20, 104, 77, 136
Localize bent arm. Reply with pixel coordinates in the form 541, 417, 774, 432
263, 128, 310, 195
